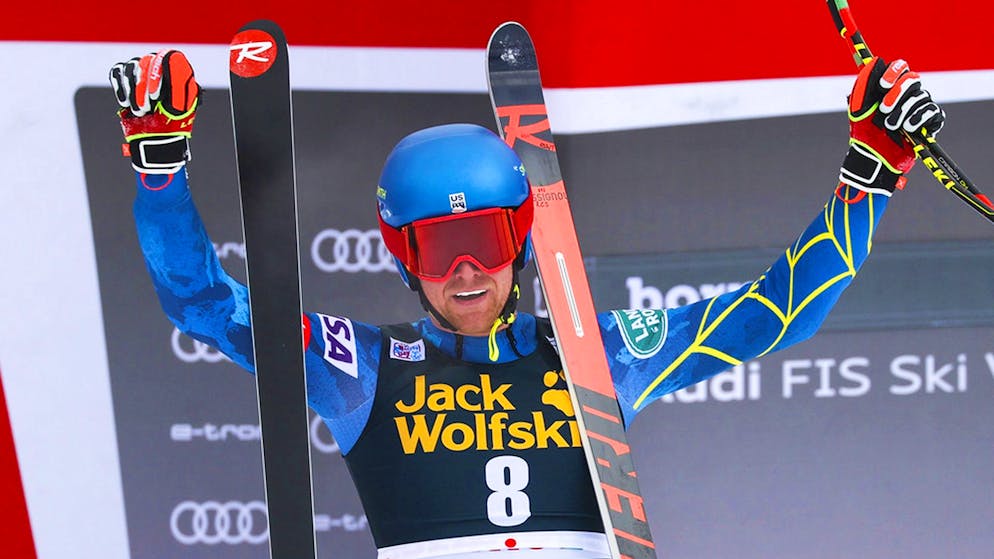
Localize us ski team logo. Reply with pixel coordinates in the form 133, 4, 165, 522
611, 309, 667, 359
448, 192, 467, 213
390, 338, 425, 362
229, 29, 277, 78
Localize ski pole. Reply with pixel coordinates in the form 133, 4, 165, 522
827, 0, 994, 225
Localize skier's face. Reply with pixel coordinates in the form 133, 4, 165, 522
420, 260, 514, 336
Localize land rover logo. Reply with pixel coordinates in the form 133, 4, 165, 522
611, 308, 667, 359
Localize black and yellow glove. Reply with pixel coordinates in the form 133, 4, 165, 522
841, 57, 945, 196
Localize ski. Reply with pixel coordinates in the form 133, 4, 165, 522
229, 20, 317, 559
827, 0, 994, 224
487, 22, 657, 559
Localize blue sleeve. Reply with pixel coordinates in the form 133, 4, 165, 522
134, 172, 255, 367
133, 170, 378, 453
303, 312, 380, 454
602, 187, 888, 426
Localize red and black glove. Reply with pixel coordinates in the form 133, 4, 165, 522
841, 57, 945, 196
109, 50, 201, 174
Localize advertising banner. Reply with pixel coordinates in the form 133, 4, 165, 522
77, 83, 994, 557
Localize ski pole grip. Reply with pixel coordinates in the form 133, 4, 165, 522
826, 0, 994, 222
826, 0, 873, 66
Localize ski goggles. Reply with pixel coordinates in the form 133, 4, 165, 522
379, 193, 533, 281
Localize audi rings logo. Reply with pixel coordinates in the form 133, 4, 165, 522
212, 241, 245, 260
310, 413, 340, 454
171, 328, 230, 364
310, 228, 396, 273
170, 500, 268, 545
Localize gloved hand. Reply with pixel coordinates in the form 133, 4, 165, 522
109, 50, 201, 174
840, 56, 945, 196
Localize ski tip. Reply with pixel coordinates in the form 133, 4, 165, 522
230, 19, 287, 79
487, 21, 537, 73
234, 19, 287, 39
490, 21, 527, 38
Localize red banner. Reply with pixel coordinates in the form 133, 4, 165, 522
7, 0, 992, 87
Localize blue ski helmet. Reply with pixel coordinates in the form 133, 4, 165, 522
377, 123, 533, 286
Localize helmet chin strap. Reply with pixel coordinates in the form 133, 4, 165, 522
409, 259, 524, 362
410, 275, 459, 332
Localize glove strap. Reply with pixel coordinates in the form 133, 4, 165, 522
129, 135, 190, 175
839, 141, 903, 196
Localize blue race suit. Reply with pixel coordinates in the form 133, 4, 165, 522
133, 169, 886, 556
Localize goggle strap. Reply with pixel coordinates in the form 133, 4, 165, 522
511, 190, 534, 246
378, 212, 413, 269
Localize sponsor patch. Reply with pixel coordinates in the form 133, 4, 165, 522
611, 308, 667, 359
318, 314, 358, 378
390, 337, 425, 362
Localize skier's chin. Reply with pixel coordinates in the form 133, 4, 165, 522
442, 305, 501, 337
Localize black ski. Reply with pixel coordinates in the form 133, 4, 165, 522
229, 20, 317, 559
487, 22, 657, 559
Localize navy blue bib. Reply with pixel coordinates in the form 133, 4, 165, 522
344, 319, 603, 548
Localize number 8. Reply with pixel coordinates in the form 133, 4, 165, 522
485, 455, 531, 527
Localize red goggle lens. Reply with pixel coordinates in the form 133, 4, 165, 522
407, 208, 519, 280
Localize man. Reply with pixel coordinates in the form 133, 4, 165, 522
110, 48, 943, 558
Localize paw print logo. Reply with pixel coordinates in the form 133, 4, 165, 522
541, 370, 574, 417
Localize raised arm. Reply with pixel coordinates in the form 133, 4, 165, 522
603, 57, 946, 425
111, 50, 257, 370
110, 52, 381, 450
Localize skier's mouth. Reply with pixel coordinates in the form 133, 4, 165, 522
453, 289, 487, 302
